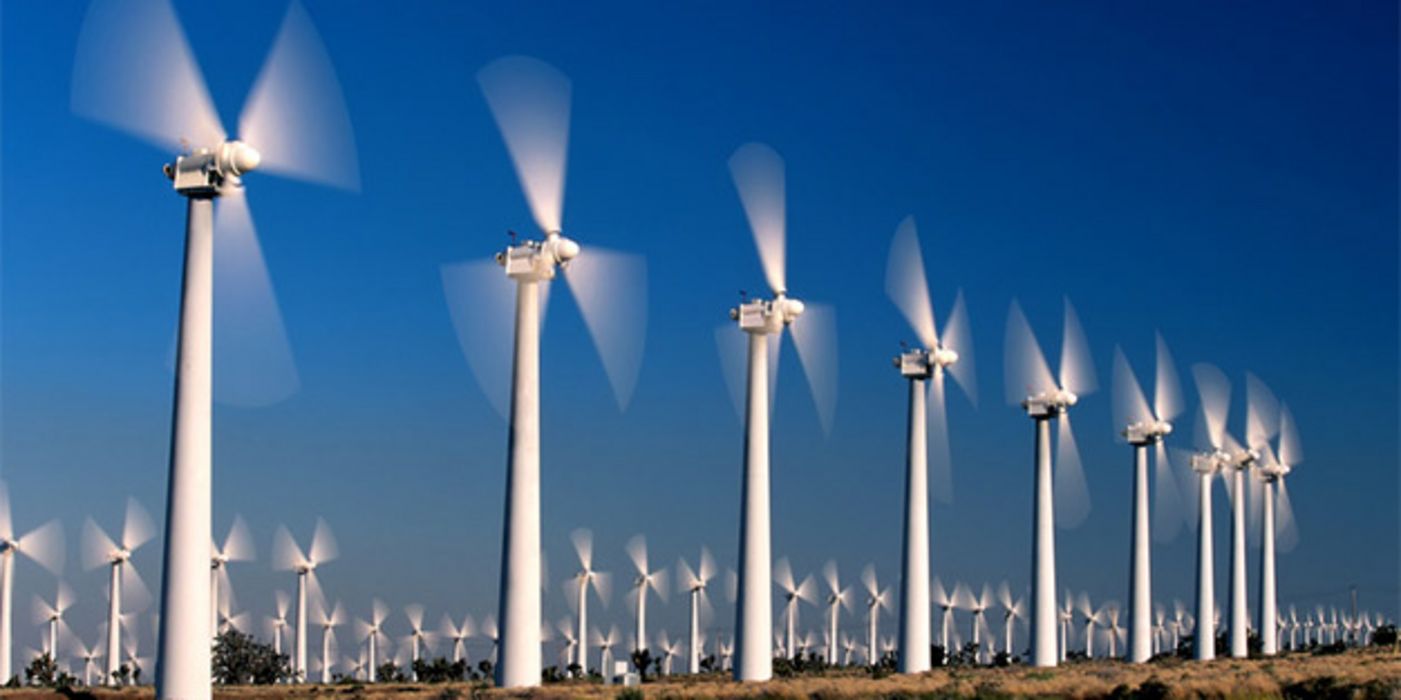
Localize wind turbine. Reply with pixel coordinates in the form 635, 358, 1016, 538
956, 583, 992, 663
722, 142, 838, 682
354, 599, 389, 683
1257, 402, 1301, 656
439, 613, 473, 665
1057, 591, 1074, 662
657, 630, 683, 675
997, 582, 1026, 659
1103, 606, 1124, 658
1077, 592, 1099, 658
773, 558, 817, 662
625, 535, 668, 658
272, 519, 337, 682
860, 565, 891, 666
1110, 335, 1183, 663
593, 625, 620, 681
265, 591, 291, 657
555, 618, 577, 670
210, 516, 254, 644
567, 529, 610, 674
402, 604, 436, 681
73, 632, 105, 687
314, 600, 346, 683
885, 216, 976, 674
932, 577, 956, 656
0, 481, 64, 682
71, 1, 359, 694
1005, 298, 1097, 667
83, 497, 155, 686
820, 561, 853, 666
32, 582, 75, 660
1187, 362, 1233, 660
439, 55, 646, 691
1216, 373, 1278, 658
677, 548, 716, 674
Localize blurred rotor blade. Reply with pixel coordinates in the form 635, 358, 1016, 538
271, 525, 305, 571
1111, 346, 1153, 434
884, 216, 937, 349
1054, 413, 1091, 529
931, 576, 949, 607
275, 590, 291, 618
1152, 332, 1183, 423
570, 528, 593, 571
698, 547, 716, 584
650, 569, 670, 603
441, 259, 515, 420
372, 598, 389, 627
677, 559, 699, 591
71, 0, 225, 152
122, 563, 153, 613
122, 498, 155, 552
774, 558, 795, 594
715, 323, 747, 423
790, 302, 838, 436
1058, 298, 1096, 396
625, 535, 648, 576
221, 515, 255, 563
728, 143, 786, 294
1276, 478, 1299, 553
213, 188, 300, 407
861, 564, 878, 598
1245, 372, 1280, 449
563, 247, 648, 410
952, 582, 973, 610
942, 290, 977, 404
238, 2, 359, 190
405, 604, 425, 632
0, 482, 12, 541
82, 519, 118, 571
928, 371, 954, 504
1191, 363, 1231, 451
1152, 442, 1184, 543
796, 575, 818, 604
1278, 403, 1303, 467
822, 560, 840, 595
477, 56, 570, 235
309, 518, 337, 564
997, 581, 1013, 611
1004, 300, 1057, 405
18, 519, 65, 575
593, 571, 613, 607
767, 330, 782, 414
725, 569, 738, 603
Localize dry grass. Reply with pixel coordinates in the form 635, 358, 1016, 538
3, 648, 1397, 699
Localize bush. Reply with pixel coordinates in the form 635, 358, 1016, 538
24, 654, 75, 688
616, 688, 645, 700
413, 656, 469, 683
1371, 624, 1397, 646
376, 661, 406, 683
213, 629, 291, 685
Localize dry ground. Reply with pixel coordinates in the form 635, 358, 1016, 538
3, 648, 1398, 699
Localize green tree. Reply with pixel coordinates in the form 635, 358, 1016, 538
212, 629, 291, 685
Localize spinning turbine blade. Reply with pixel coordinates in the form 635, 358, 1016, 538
1276, 478, 1299, 552
221, 515, 255, 562
1111, 346, 1153, 433
942, 290, 977, 403
1152, 441, 1184, 543
1004, 300, 1056, 405
715, 323, 747, 423
928, 371, 953, 503
71, 0, 225, 152
728, 143, 786, 294
1245, 372, 1280, 449
790, 302, 838, 435
17, 519, 66, 575
123, 564, 154, 613
1058, 298, 1096, 396
1054, 413, 1091, 529
309, 518, 338, 564
884, 216, 937, 349
571, 528, 594, 570
213, 188, 300, 407
0, 483, 12, 541
122, 497, 155, 552
1191, 363, 1231, 450
1278, 403, 1303, 467
562, 247, 648, 410
441, 259, 517, 419
1153, 332, 1182, 422
477, 56, 571, 235
238, 1, 361, 191
81, 519, 118, 571
270, 526, 306, 570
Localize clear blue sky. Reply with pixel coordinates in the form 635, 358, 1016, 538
1, 0, 1396, 663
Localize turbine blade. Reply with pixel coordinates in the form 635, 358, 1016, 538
928, 371, 954, 504
822, 560, 840, 595
1277, 403, 1303, 467
213, 188, 300, 407
1191, 363, 1231, 451
796, 575, 818, 605
768, 330, 782, 416
861, 564, 878, 598
309, 518, 337, 564
1245, 372, 1280, 449
625, 535, 648, 576
221, 515, 256, 563
774, 558, 795, 594
405, 604, 424, 632
477, 56, 570, 235
1152, 441, 1184, 543
441, 258, 516, 420
593, 571, 613, 607
562, 247, 648, 410
373, 598, 389, 626
1111, 346, 1153, 434
884, 216, 938, 349
1276, 477, 1299, 552
677, 559, 699, 591
237, 1, 360, 191
17, 519, 65, 575
790, 302, 838, 436
699, 547, 716, 584
0, 482, 12, 541
71, 0, 225, 152
270, 525, 305, 571
728, 143, 786, 294
715, 323, 748, 423
1153, 332, 1183, 422
571, 528, 594, 571
122, 498, 155, 552
1004, 300, 1057, 405
1054, 413, 1091, 529
275, 590, 291, 618
122, 563, 153, 613
81, 519, 118, 571
1058, 298, 1096, 396
941, 289, 977, 404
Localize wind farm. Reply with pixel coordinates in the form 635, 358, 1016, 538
0, 0, 1396, 698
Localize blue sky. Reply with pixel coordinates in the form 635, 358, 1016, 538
2, 0, 1396, 665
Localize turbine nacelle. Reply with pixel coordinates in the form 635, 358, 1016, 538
730, 293, 804, 336
1223, 447, 1260, 471
497, 231, 580, 282
893, 345, 959, 379
1190, 449, 1229, 474
108, 548, 133, 564
164, 140, 262, 196
1021, 389, 1078, 418
1122, 419, 1173, 445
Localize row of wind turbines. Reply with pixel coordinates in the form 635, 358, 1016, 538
54, 0, 1375, 697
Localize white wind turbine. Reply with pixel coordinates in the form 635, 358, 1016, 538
592, 625, 620, 680
71, 2, 359, 693
885, 216, 976, 674
625, 535, 668, 658
272, 519, 337, 682
996, 582, 1027, 659
265, 591, 291, 657
73, 631, 106, 687
480, 614, 500, 664
441, 56, 647, 691
860, 565, 892, 666
841, 633, 857, 665
210, 516, 254, 644
773, 558, 817, 662
820, 561, 853, 666
657, 630, 683, 675
32, 582, 75, 660
0, 481, 64, 682
932, 577, 957, 655
955, 583, 992, 663
354, 599, 389, 682
1256, 402, 1301, 656
1076, 592, 1099, 658
439, 613, 473, 665
83, 497, 155, 686
720, 142, 838, 682
1103, 606, 1124, 658
1186, 362, 1233, 660
315, 600, 346, 683
677, 548, 716, 674
567, 529, 610, 674
215, 590, 252, 638
555, 618, 576, 670
402, 604, 436, 681
1110, 335, 1184, 663
1057, 591, 1075, 662
1004, 298, 1097, 667
1216, 373, 1278, 658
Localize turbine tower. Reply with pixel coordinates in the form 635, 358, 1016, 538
1216, 373, 1278, 658
884, 216, 976, 674
724, 142, 838, 682
32, 582, 75, 660
71, 3, 360, 696
1110, 335, 1183, 662
439, 614, 474, 665
860, 565, 892, 666
931, 577, 956, 655
315, 600, 346, 683
210, 516, 254, 644
1188, 362, 1232, 661
444, 56, 647, 689
997, 582, 1026, 659
625, 535, 668, 657
354, 599, 389, 682
0, 482, 64, 682
567, 529, 610, 674
1004, 299, 1097, 667
677, 548, 716, 674
272, 520, 337, 682
83, 498, 155, 686
1257, 403, 1302, 656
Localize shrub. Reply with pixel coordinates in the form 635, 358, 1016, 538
212, 629, 290, 685
1372, 624, 1397, 646
616, 687, 645, 700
